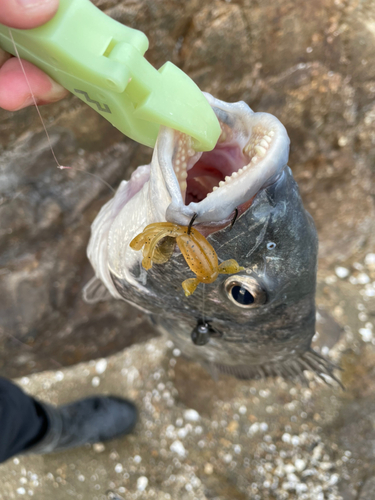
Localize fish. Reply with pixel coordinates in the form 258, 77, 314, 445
83, 93, 338, 383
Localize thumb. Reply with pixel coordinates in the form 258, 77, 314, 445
0, 0, 59, 30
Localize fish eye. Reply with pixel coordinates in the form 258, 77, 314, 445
224, 276, 267, 308
267, 242, 276, 250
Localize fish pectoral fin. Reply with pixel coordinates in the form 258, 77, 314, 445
82, 277, 112, 304
182, 278, 200, 297
218, 259, 244, 275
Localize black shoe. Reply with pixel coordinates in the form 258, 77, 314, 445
24, 396, 137, 454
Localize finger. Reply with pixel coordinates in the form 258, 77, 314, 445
0, 0, 59, 29
0, 57, 68, 110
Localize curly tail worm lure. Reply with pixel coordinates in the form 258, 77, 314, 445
130, 222, 244, 296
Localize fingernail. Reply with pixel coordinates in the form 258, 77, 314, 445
45, 77, 69, 102
16, 0, 53, 8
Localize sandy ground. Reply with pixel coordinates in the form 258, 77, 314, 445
0, 254, 375, 500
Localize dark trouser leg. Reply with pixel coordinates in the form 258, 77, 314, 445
0, 377, 48, 463
0, 376, 137, 461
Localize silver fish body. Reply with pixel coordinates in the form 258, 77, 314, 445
85, 94, 336, 381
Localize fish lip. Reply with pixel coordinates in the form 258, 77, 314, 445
156, 93, 290, 228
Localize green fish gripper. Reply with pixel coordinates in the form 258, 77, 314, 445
0, 0, 220, 151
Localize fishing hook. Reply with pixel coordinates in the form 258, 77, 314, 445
229, 208, 239, 230
187, 212, 198, 235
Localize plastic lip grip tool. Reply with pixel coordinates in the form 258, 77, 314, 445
0, 0, 220, 152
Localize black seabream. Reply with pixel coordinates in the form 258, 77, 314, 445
84, 94, 337, 382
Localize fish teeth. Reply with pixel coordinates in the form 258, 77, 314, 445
269, 130, 275, 137
213, 186, 218, 191
264, 135, 272, 143
260, 139, 269, 148
238, 168, 244, 174
180, 181, 187, 191
219, 181, 225, 187
180, 170, 187, 180
225, 176, 232, 183
254, 145, 266, 157
251, 156, 258, 164
232, 172, 238, 178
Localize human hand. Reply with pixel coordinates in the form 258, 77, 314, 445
0, 0, 69, 111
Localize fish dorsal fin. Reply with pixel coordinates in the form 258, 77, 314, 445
82, 276, 112, 304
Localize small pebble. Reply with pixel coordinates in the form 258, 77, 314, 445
357, 273, 370, 285
170, 440, 186, 457
184, 409, 200, 422
365, 253, 375, 266
359, 328, 373, 342
335, 266, 349, 278
295, 459, 306, 471
93, 443, 105, 453
95, 359, 107, 374
204, 463, 213, 475
282, 433, 291, 443
137, 476, 148, 491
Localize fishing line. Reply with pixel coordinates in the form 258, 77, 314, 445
4, 29, 116, 370
8, 27, 115, 194
8, 28, 62, 168
59, 166, 115, 193
201, 283, 206, 325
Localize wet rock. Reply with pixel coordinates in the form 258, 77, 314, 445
0, 0, 374, 379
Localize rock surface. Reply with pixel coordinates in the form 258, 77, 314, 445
0, 1, 375, 496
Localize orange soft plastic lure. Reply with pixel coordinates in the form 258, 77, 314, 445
130, 222, 244, 296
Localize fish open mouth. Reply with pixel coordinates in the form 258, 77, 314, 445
159, 94, 290, 228
176, 123, 276, 205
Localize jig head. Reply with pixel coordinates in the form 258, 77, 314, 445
191, 319, 222, 346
